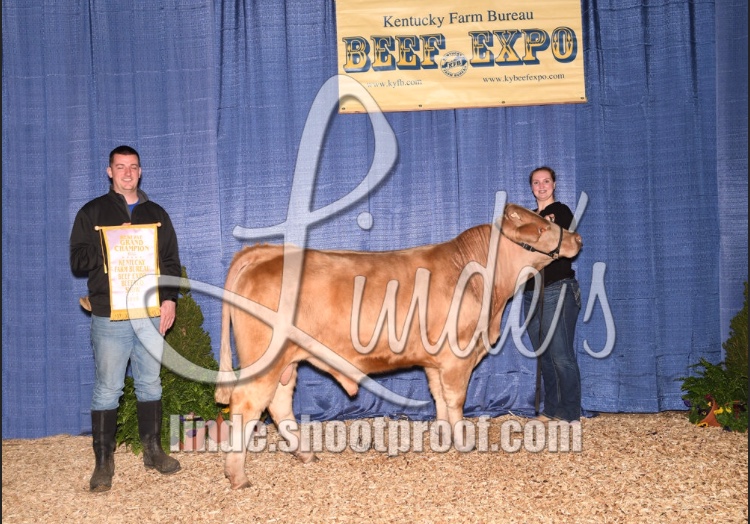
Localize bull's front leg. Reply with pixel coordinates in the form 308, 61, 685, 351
424, 367, 449, 422
435, 364, 475, 450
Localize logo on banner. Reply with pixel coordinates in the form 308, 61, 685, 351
441, 51, 468, 77
97, 224, 161, 320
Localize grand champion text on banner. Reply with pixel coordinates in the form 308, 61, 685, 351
97, 223, 161, 320
335, 0, 586, 113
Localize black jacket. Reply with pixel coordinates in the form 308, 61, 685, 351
70, 188, 181, 317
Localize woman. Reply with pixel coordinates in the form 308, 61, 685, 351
523, 166, 582, 422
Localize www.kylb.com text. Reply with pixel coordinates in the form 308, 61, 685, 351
171, 415, 581, 455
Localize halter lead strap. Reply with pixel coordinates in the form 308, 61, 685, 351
515, 224, 564, 259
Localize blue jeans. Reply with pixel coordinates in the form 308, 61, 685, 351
523, 278, 582, 422
90, 315, 164, 411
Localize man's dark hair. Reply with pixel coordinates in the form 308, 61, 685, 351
109, 145, 141, 166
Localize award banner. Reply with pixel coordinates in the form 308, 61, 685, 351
98, 224, 161, 320
336, 0, 586, 113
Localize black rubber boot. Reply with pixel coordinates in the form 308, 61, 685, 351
90, 409, 117, 492
137, 400, 181, 474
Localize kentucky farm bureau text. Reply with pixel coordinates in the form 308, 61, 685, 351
381, 11, 535, 29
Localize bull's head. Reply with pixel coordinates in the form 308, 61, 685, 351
500, 204, 583, 259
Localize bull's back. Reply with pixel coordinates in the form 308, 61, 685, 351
227, 243, 468, 370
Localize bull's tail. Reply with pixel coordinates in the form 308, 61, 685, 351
214, 250, 258, 404
214, 290, 236, 405
215, 247, 275, 404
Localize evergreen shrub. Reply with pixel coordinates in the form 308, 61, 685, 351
681, 282, 748, 432
117, 268, 225, 452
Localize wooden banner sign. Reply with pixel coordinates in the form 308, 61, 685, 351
336, 0, 587, 113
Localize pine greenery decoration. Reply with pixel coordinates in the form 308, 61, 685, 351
681, 282, 748, 432
117, 267, 224, 452
724, 282, 749, 379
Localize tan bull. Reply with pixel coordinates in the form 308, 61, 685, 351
215, 203, 582, 489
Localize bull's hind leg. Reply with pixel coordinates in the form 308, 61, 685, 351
224, 377, 278, 489
267, 363, 318, 464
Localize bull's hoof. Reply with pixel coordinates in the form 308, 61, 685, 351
293, 452, 319, 464
227, 478, 251, 490
224, 470, 251, 490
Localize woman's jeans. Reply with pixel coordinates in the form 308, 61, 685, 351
523, 278, 582, 421
90, 315, 164, 411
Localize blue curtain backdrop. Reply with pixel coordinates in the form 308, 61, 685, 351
2, 0, 747, 438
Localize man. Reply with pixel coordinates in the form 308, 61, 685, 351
70, 145, 181, 492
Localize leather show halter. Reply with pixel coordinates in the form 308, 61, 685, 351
514, 222, 564, 260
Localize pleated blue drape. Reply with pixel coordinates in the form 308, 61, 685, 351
2, 0, 747, 438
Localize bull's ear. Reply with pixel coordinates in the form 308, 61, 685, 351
499, 204, 546, 243
498, 205, 523, 232
503, 204, 523, 222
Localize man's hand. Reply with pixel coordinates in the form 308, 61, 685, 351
159, 300, 176, 335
